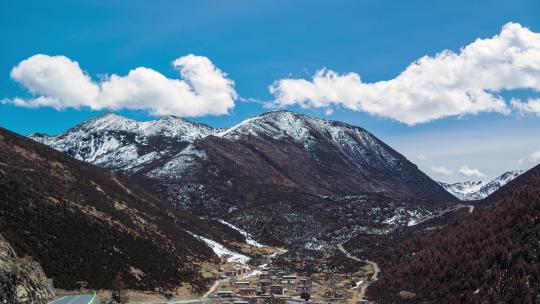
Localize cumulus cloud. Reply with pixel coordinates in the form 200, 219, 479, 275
512, 98, 540, 116
430, 166, 453, 176
5, 54, 237, 117
458, 165, 485, 178
530, 150, 540, 163
269, 22, 540, 125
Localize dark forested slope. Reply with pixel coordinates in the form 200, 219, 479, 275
0, 127, 244, 292
367, 165, 540, 303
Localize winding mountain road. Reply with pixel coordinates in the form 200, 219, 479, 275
337, 242, 380, 299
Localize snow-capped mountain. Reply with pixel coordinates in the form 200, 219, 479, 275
30, 111, 453, 201
438, 181, 486, 201
197, 110, 454, 201
30, 110, 458, 246
439, 170, 524, 201
30, 113, 218, 172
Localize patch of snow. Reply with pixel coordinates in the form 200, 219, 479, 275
187, 232, 250, 264
383, 214, 401, 225
218, 220, 264, 248
351, 280, 364, 290
147, 144, 207, 179
407, 219, 418, 226
304, 239, 328, 250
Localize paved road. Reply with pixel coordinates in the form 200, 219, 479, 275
50, 294, 96, 304
133, 300, 210, 304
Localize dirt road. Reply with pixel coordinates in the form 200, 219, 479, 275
337, 242, 380, 299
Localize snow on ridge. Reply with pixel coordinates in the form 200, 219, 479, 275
30, 110, 403, 179
216, 110, 313, 141
78, 113, 139, 133
28, 113, 217, 173
35, 110, 383, 151
218, 220, 264, 248
216, 116, 261, 138
216, 110, 384, 153
439, 181, 486, 200
147, 144, 207, 179
138, 116, 217, 140
86, 113, 216, 139
44, 112, 217, 143
187, 231, 250, 264
440, 170, 524, 201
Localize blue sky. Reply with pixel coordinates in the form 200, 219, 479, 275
1, 0, 540, 182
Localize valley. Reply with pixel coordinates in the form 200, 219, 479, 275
0, 110, 533, 303
2, 3, 540, 303
30, 111, 459, 248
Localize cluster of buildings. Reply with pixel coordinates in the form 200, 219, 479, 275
214, 265, 313, 303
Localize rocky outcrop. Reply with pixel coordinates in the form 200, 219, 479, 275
0, 232, 54, 304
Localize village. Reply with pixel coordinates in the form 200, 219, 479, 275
204, 249, 374, 304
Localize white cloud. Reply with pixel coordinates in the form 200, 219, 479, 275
512, 98, 540, 116
458, 165, 485, 178
530, 150, 540, 163
430, 166, 453, 176
417, 154, 427, 160
6, 54, 237, 117
269, 22, 540, 125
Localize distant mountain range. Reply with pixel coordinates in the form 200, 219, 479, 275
30, 111, 457, 246
439, 170, 524, 201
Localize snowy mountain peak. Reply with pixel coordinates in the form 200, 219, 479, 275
28, 112, 218, 171
440, 170, 524, 201
52, 112, 217, 141
138, 116, 216, 139
218, 111, 402, 168
218, 110, 313, 141
218, 110, 372, 144
78, 112, 139, 132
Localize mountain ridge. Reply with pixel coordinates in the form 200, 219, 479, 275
30, 110, 455, 202
29, 110, 457, 247
439, 170, 524, 201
